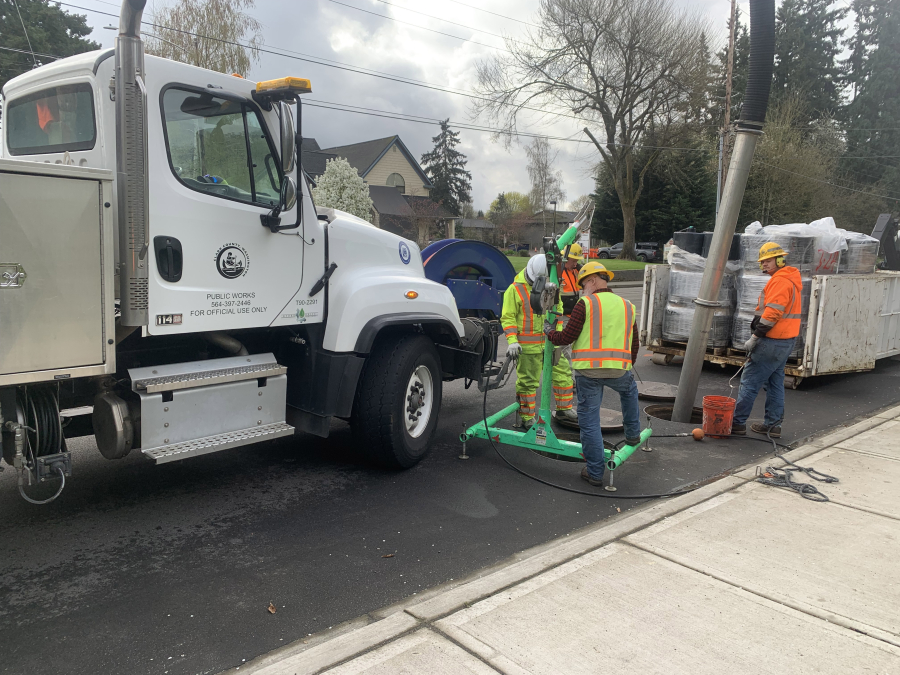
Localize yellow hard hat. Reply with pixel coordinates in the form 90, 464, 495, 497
576, 260, 613, 287
566, 243, 584, 260
758, 242, 787, 262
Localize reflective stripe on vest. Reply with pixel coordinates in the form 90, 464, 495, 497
756, 276, 802, 338
513, 283, 545, 344
572, 293, 634, 370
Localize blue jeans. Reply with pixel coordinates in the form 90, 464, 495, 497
733, 336, 796, 427
574, 371, 641, 479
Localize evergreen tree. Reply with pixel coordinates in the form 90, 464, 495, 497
593, 142, 717, 246
420, 120, 472, 217
772, 0, 847, 119
0, 0, 99, 91
842, 0, 900, 188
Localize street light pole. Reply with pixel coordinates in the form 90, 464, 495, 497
550, 200, 557, 237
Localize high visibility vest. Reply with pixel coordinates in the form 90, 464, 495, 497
505, 282, 545, 345
561, 268, 579, 295
756, 267, 803, 339
572, 292, 635, 370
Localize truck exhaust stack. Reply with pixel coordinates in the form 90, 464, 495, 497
115, 0, 150, 326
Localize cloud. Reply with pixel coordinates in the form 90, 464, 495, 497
81, 0, 735, 210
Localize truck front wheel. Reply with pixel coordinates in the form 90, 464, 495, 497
351, 334, 442, 468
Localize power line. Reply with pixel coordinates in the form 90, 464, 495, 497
326, 0, 510, 53
370, 0, 526, 46
443, 0, 541, 28
757, 162, 900, 203
11, 0, 37, 68
0, 45, 60, 60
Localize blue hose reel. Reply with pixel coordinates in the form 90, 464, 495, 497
421, 240, 516, 318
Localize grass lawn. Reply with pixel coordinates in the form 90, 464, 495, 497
505, 255, 649, 274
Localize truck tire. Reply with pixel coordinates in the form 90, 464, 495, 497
351, 333, 442, 469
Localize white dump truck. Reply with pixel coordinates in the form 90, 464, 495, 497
0, 0, 501, 502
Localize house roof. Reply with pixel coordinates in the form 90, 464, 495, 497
458, 218, 495, 229
369, 186, 413, 217
319, 136, 433, 188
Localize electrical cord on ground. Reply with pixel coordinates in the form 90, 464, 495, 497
479, 335, 699, 499
755, 422, 838, 501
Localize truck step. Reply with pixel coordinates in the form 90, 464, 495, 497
142, 422, 294, 464
131, 354, 287, 393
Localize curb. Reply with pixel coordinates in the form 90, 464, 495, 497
228, 406, 900, 675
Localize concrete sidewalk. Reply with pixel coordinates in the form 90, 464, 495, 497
233, 404, 900, 675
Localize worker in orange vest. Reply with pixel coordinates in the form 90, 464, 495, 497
560, 243, 584, 316
732, 242, 803, 438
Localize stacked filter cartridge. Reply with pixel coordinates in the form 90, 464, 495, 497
662, 247, 737, 347
839, 232, 880, 274
733, 233, 816, 358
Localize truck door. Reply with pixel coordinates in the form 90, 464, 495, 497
147, 85, 309, 334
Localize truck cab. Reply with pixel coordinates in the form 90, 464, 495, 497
0, 2, 496, 503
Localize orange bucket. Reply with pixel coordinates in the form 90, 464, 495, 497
702, 395, 736, 438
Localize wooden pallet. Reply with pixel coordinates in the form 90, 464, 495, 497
648, 341, 806, 379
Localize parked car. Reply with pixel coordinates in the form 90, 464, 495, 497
594, 242, 660, 262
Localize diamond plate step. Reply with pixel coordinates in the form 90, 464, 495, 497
131, 354, 286, 394
141, 422, 294, 464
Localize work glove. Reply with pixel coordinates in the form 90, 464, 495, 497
743, 335, 759, 354
507, 342, 522, 358
544, 320, 554, 335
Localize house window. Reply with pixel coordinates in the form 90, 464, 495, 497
386, 172, 405, 193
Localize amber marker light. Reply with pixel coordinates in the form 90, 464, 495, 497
405, 291, 419, 299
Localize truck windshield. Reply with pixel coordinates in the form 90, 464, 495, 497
162, 88, 280, 207
5, 83, 96, 156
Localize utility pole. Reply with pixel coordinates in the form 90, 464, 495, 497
717, 0, 737, 217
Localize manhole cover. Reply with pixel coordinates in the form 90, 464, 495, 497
637, 381, 679, 401
553, 408, 623, 432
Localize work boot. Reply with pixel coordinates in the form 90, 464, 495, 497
520, 417, 534, 431
624, 436, 641, 446
731, 423, 746, 436
751, 423, 781, 438
580, 466, 604, 487
554, 408, 578, 423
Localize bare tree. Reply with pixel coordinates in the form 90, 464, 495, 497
405, 196, 450, 248
525, 137, 566, 232
146, 0, 263, 77
475, 0, 707, 259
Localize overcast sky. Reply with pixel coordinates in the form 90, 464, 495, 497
79, 0, 745, 212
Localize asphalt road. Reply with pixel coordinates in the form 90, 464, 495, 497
2, 286, 898, 675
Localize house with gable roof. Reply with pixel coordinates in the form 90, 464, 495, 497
302, 135, 456, 239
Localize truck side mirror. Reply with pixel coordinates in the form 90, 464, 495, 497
281, 176, 297, 211
280, 101, 296, 174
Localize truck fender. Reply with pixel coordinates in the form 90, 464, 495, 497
354, 313, 462, 354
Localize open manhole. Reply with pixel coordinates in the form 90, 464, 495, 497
643, 404, 704, 425
637, 382, 679, 402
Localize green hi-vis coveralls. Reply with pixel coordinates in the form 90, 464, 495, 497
501, 269, 574, 421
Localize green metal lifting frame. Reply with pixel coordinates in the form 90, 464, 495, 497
460, 213, 652, 483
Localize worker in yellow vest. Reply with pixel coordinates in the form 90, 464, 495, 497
501, 255, 576, 429
544, 261, 641, 486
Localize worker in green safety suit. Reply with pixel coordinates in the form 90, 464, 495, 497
501, 255, 576, 429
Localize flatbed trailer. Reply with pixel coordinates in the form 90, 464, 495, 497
639, 264, 900, 388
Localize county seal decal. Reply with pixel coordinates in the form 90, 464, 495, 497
215, 243, 249, 279
398, 241, 411, 265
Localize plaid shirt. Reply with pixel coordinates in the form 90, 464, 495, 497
547, 289, 640, 363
